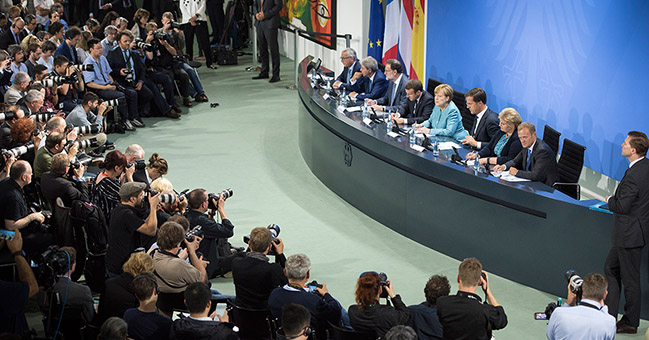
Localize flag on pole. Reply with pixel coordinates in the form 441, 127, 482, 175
398, 0, 414, 77
367, 0, 385, 61
410, 0, 425, 79
382, 0, 400, 63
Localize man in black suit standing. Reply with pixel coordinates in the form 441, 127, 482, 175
390, 79, 434, 126
368, 59, 409, 114
332, 48, 360, 90
252, 0, 282, 83
494, 122, 558, 186
0, 18, 26, 51
604, 131, 649, 334
461, 88, 499, 150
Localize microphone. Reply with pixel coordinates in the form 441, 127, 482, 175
369, 107, 384, 123
391, 119, 407, 135
451, 146, 466, 166
420, 134, 435, 152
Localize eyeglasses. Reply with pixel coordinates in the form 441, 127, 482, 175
340, 56, 352, 60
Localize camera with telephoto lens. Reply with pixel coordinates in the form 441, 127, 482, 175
185, 225, 204, 242
0, 110, 17, 121
208, 188, 233, 210
153, 31, 173, 44
148, 188, 176, 204
134, 39, 153, 52
127, 159, 146, 170
535, 269, 583, 320
31, 112, 54, 123
1, 142, 35, 168
37, 79, 55, 87
35, 246, 71, 288
68, 152, 92, 176
50, 74, 75, 84
72, 137, 99, 150
168, 20, 181, 29
74, 64, 94, 72
72, 124, 101, 135
101, 98, 123, 107
243, 224, 281, 246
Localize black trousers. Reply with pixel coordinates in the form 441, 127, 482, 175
257, 24, 280, 78
148, 69, 179, 107
183, 21, 214, 67
604, 246, 642, 326
158, 66, 190, 98
207, 0, 225, 43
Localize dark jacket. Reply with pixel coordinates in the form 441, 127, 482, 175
54, 41, 80, 65
478, 130, 523, 165
348, 295, 410, 338
344, 69, 388, 101
608, 157, 649, 248
106, 47, 146, 87
335, 60, 361, 84
402, 90, 434, 124
469, 108, 500, 149
377, 74, 409, 113
184, 210, 234, 278
40, 171, 90, 209
252, 0, 282, 29
504, 139, 558, 187
231, 253, 287, 309
436, 291, 507, 340
169, 315, 239, 340
408, 302, 443, 340
0, 28, 26, 50
96, 272, 138, 325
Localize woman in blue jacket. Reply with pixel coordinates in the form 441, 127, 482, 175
415, 83, 468, 141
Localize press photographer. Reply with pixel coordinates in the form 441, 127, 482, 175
185, 188, 235, 279
34, 131, 79, 178
66, 92, 110, 154
0, 107, 25, 149
51, 55, 86, 113
4, 71, 30, 106
546, 273, 615, 340
40, 153, 89, 212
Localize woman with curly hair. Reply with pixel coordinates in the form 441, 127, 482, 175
348, 271, 410, 337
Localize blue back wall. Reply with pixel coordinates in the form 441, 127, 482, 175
425, 0, 649, 181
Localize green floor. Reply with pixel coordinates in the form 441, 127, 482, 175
32, 52, 646, 339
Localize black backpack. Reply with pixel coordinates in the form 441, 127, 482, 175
69, 200, 109, 256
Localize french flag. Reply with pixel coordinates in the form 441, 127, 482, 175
381, 0, 400, 63
398, 0, 414, 77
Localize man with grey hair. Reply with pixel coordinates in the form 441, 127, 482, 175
21, 89, 45, 116
4, 71, 30, 105
101, 25, 118, 57
340, 56, 388, 101
115, 18, 129, 33
268, 253, 349, 337
124, 144, 145, 163
333, 48, 360, 90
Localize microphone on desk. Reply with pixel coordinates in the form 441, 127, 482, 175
451, 146, 466, 166
420, 134, 435, 152
369, 107, 384, 123
392, 119, 407, 135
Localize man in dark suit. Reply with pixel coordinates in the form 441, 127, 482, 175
495, 122, 558, 186
333, 48, 360, 90
54, 27, 81, 65
341, 56, 388, 101
40, 153, 89, 210
604, 131, 649, 334
461, 88, 499, 150
24, 44, 41, 79
391, 79, 434, 126
107, 30, 153, 126
232, 227, 287, 309
0, 18, 26, 51
252, 0, 282, 83
368, 59, 408, 114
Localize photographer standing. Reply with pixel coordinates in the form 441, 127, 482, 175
184, 189, 234, 279
546, 273, 615, 340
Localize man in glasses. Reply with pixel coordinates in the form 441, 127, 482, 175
333, 48, 360, 91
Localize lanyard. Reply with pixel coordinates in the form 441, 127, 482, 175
91, 57, 108, 83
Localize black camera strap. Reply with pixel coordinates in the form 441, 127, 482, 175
579, 301, 602, 311
150, 248, 188, 290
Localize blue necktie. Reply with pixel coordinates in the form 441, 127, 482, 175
525, 148, 531, 171
368, 78, 373, 92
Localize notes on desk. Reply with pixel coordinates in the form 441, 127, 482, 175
410, 144, 425, 152
323, 94, 330, 100
346, 106, 362, 112
491, 171, 531, 182
362, 117, 374, 127
387, 131, 400, 138
337, 106, 346, 113
437, 141, 462, 150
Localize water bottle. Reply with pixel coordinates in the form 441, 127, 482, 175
433, 141, 439, 157
409, 128, 416, 146
341, 89, 348, 107
386, 116, 393, 133
474, 154, 481, 175
362, 104, 369, 120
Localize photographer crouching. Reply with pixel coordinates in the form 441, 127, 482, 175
546, 273, 615, 340
184, 189, 234, 279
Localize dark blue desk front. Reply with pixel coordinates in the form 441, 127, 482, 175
296, 56, 648, 317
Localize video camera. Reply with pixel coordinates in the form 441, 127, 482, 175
35, 245, 71, 288
208, 188, 233, 210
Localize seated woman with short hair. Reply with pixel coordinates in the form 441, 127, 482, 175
415, 84, 468, 141
466, 108, 523, 166
348, 272, 410, 338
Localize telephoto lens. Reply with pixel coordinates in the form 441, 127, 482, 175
74, 138, 99, 150
0, 111, 17, 121
159, 193, 176, 204
74, 64, 94, 72
3, 142, 35, 157
31, 113, 53, 123
208, 188, 233, 210
102, 98, 122, 107
74, 124, 101, 134
134, 39, 153, 52
185, 225, 204, 241
38, 79, 55, 87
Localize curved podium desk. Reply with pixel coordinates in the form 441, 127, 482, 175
296, 56, 648, 316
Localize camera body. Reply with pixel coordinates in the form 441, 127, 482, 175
154, 31, 174, 44
134, 39, 153, 52
36, 246, 71, 287
185, 225, 204, 241
0, 110, 16, 121
123, 69, 135, 85
565, 269, 583, 302
208, 188, 233, 210
127, 159, 146, 170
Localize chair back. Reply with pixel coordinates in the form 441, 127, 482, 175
157, 292, 188, 316
54, 197, 74, 246
228, 303, 274, 340
543, 125, 561, 156
327, 321, 376, 340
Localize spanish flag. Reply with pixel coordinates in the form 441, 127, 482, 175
410, 0, 425, 80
